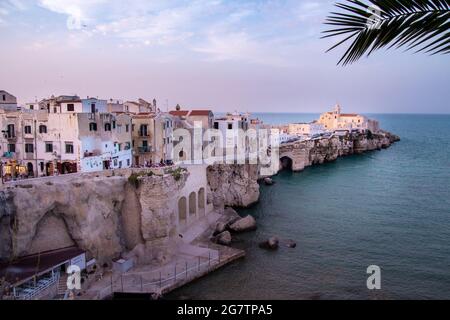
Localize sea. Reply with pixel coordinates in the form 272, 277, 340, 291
167, 113, 450, 300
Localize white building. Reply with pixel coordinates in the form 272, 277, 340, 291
0, 110, 132, 179
82, 97, 108, 113
288, 122, 326, 137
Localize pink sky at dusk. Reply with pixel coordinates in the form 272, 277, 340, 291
0, 0, 449, 114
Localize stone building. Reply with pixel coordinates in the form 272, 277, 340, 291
130, 112, 174, 166
0, 110, 132, 178
288, 122, 325, 137
0, 90, 18, 111
318, 104, 380, 133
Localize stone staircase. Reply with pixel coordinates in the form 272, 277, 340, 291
56, 274, 68, 299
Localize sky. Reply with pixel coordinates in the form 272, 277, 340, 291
0, 0, 449, 113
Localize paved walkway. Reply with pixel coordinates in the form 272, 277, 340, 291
80, 210, 243, 300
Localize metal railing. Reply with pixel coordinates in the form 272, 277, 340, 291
15, 272, 60, 300
97, 252, 220, 299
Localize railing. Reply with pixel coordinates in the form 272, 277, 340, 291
97, 252, 220, 299
138, 146, 152, 153
15, 272, 60, 300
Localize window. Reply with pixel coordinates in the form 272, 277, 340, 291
6, 124, 15, 138
25, 144, 34, 153
228, 123, 233, 130
119, 161, 122, 168
112, 121, 116, 129
40, 162, 44, 172
8, 144, 15, 152
53, 107, 57, 114
39, 125, 47, 134
29, 105, 34, 110
2, 94, 5, 101
126, 124, 129, 132
142, 140, 148, 148
45, 142, 53, 153
104, 123, 112, 131
89, 122, 97, 131
139, 125, 148, 137
24, 126, 32, 134
125, 142, 131, 150
67, 104, 75, 112
65, 143, 74, 154
127, 159, 130, 166
214, 122, 219, 129
91, 103, 96, 113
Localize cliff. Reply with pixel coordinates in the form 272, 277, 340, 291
0, 169, 189, 265
279, 131, 400, 172
207, 164, 260, 209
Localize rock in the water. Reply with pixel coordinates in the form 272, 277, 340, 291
213, 222, 227, 236
229, 215, 257, 233
285, 239, 297, 248
212, 231, 232, 246
263, 177, 274, 186
259, 237, 279, 250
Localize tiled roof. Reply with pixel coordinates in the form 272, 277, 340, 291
169, 110, 189, 116
189, 110, 212, 116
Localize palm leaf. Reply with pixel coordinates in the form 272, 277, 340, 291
323, 0, 450, 65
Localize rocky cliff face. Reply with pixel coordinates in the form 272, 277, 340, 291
279, 131, 399, 172
207, 164, 260, 209
0, 170, 189, 265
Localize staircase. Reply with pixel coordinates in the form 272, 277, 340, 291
57, 273, 68, 299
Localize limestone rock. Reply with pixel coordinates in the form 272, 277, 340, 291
207, 164, 260, 208
259, 237, 279, 250
212, 231, 232, 246
213, 222, 227, 236
285, 239, 297, 248
229, 215, 257, 233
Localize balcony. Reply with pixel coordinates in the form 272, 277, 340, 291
2, 152, 15, 158
138, 146, 153, 153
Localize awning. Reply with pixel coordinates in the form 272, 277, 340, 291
0, 246, 85, 286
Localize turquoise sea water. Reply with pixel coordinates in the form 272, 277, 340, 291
169, 114, 450, 300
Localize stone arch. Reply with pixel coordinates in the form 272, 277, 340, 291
28, 211, 76, 255
280, 156, 293, 171
198, 187, 205, 216
178, 197, 187, 225
189, 192, 197, 216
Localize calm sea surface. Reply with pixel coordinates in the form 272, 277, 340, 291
168, 113, 450, 300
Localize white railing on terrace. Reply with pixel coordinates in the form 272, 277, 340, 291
97, 252, 220, 299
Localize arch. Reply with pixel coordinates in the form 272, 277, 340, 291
280, 156, 293, 171
178, 197, 187, 225
198, 187, 205, 215
189, 192, 197, 216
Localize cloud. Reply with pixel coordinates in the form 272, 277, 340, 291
16, 0, 335, 66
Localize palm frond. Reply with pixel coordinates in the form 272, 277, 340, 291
323, 0, 450, 65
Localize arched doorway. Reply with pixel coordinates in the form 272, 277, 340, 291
189, 192, 197, 217
27, 162, 34, 177
280, 156, 293, 171
178, 197, 187, 226
198, 188, 205, 216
